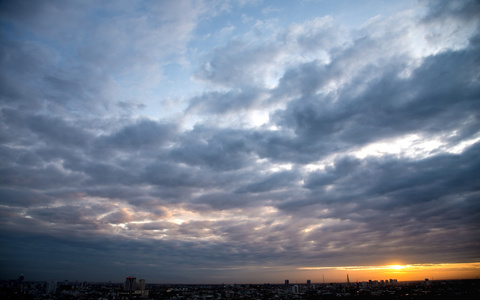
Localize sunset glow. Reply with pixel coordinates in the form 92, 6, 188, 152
298, 262, 480, 282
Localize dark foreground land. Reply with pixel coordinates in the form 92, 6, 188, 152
1, 278, 479, 299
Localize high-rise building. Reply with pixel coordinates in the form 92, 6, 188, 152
292, 285, 299, 293
285, 279, 289, 289
138, 279, 146, 291
46, 281, 57, 294
125, 277, 137, 292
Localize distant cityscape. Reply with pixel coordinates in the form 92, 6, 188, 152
1, 274, 479, 299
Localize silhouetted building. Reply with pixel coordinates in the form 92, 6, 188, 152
285, 279, 289, 289
125, 277, 136, 291
138, 279, 145, 291
46, 281, 57, 294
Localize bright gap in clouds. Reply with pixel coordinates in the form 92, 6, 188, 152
249, 109, 270, 127
101, 205, 283, 241
354, 134, 443, 159
303, 136, 420, 174
353, 132, 480, 160
302, 131, 480, 176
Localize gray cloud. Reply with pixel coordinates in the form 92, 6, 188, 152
101, 119, 176, 150
170, 126, 253, 171
235, 170, 300, 194
187, 88, 266, 114
1, 0, 479, 283
194, 40, 281, 88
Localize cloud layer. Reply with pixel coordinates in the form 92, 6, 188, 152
1, 0, 479, 283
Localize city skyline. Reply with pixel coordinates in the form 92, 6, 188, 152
3, 277, 479, 299
1, 0, 480, 284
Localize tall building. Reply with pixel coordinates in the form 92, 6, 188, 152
125, 277, 137, 292
285, 279, 289, 289
46, 281, 57, 294
292, 285, 299, 293
138, 279, 146, 291
118, 277, 149, 299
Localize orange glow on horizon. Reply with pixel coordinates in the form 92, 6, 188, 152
297, 262, 480, 282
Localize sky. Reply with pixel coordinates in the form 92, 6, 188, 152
0, 0, 479, 284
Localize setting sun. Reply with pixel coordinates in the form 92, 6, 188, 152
389, 265, 407, 270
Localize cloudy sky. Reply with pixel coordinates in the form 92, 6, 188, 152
1, 0, 480, 283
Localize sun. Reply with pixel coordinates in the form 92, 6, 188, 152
389, 265, 406, 270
